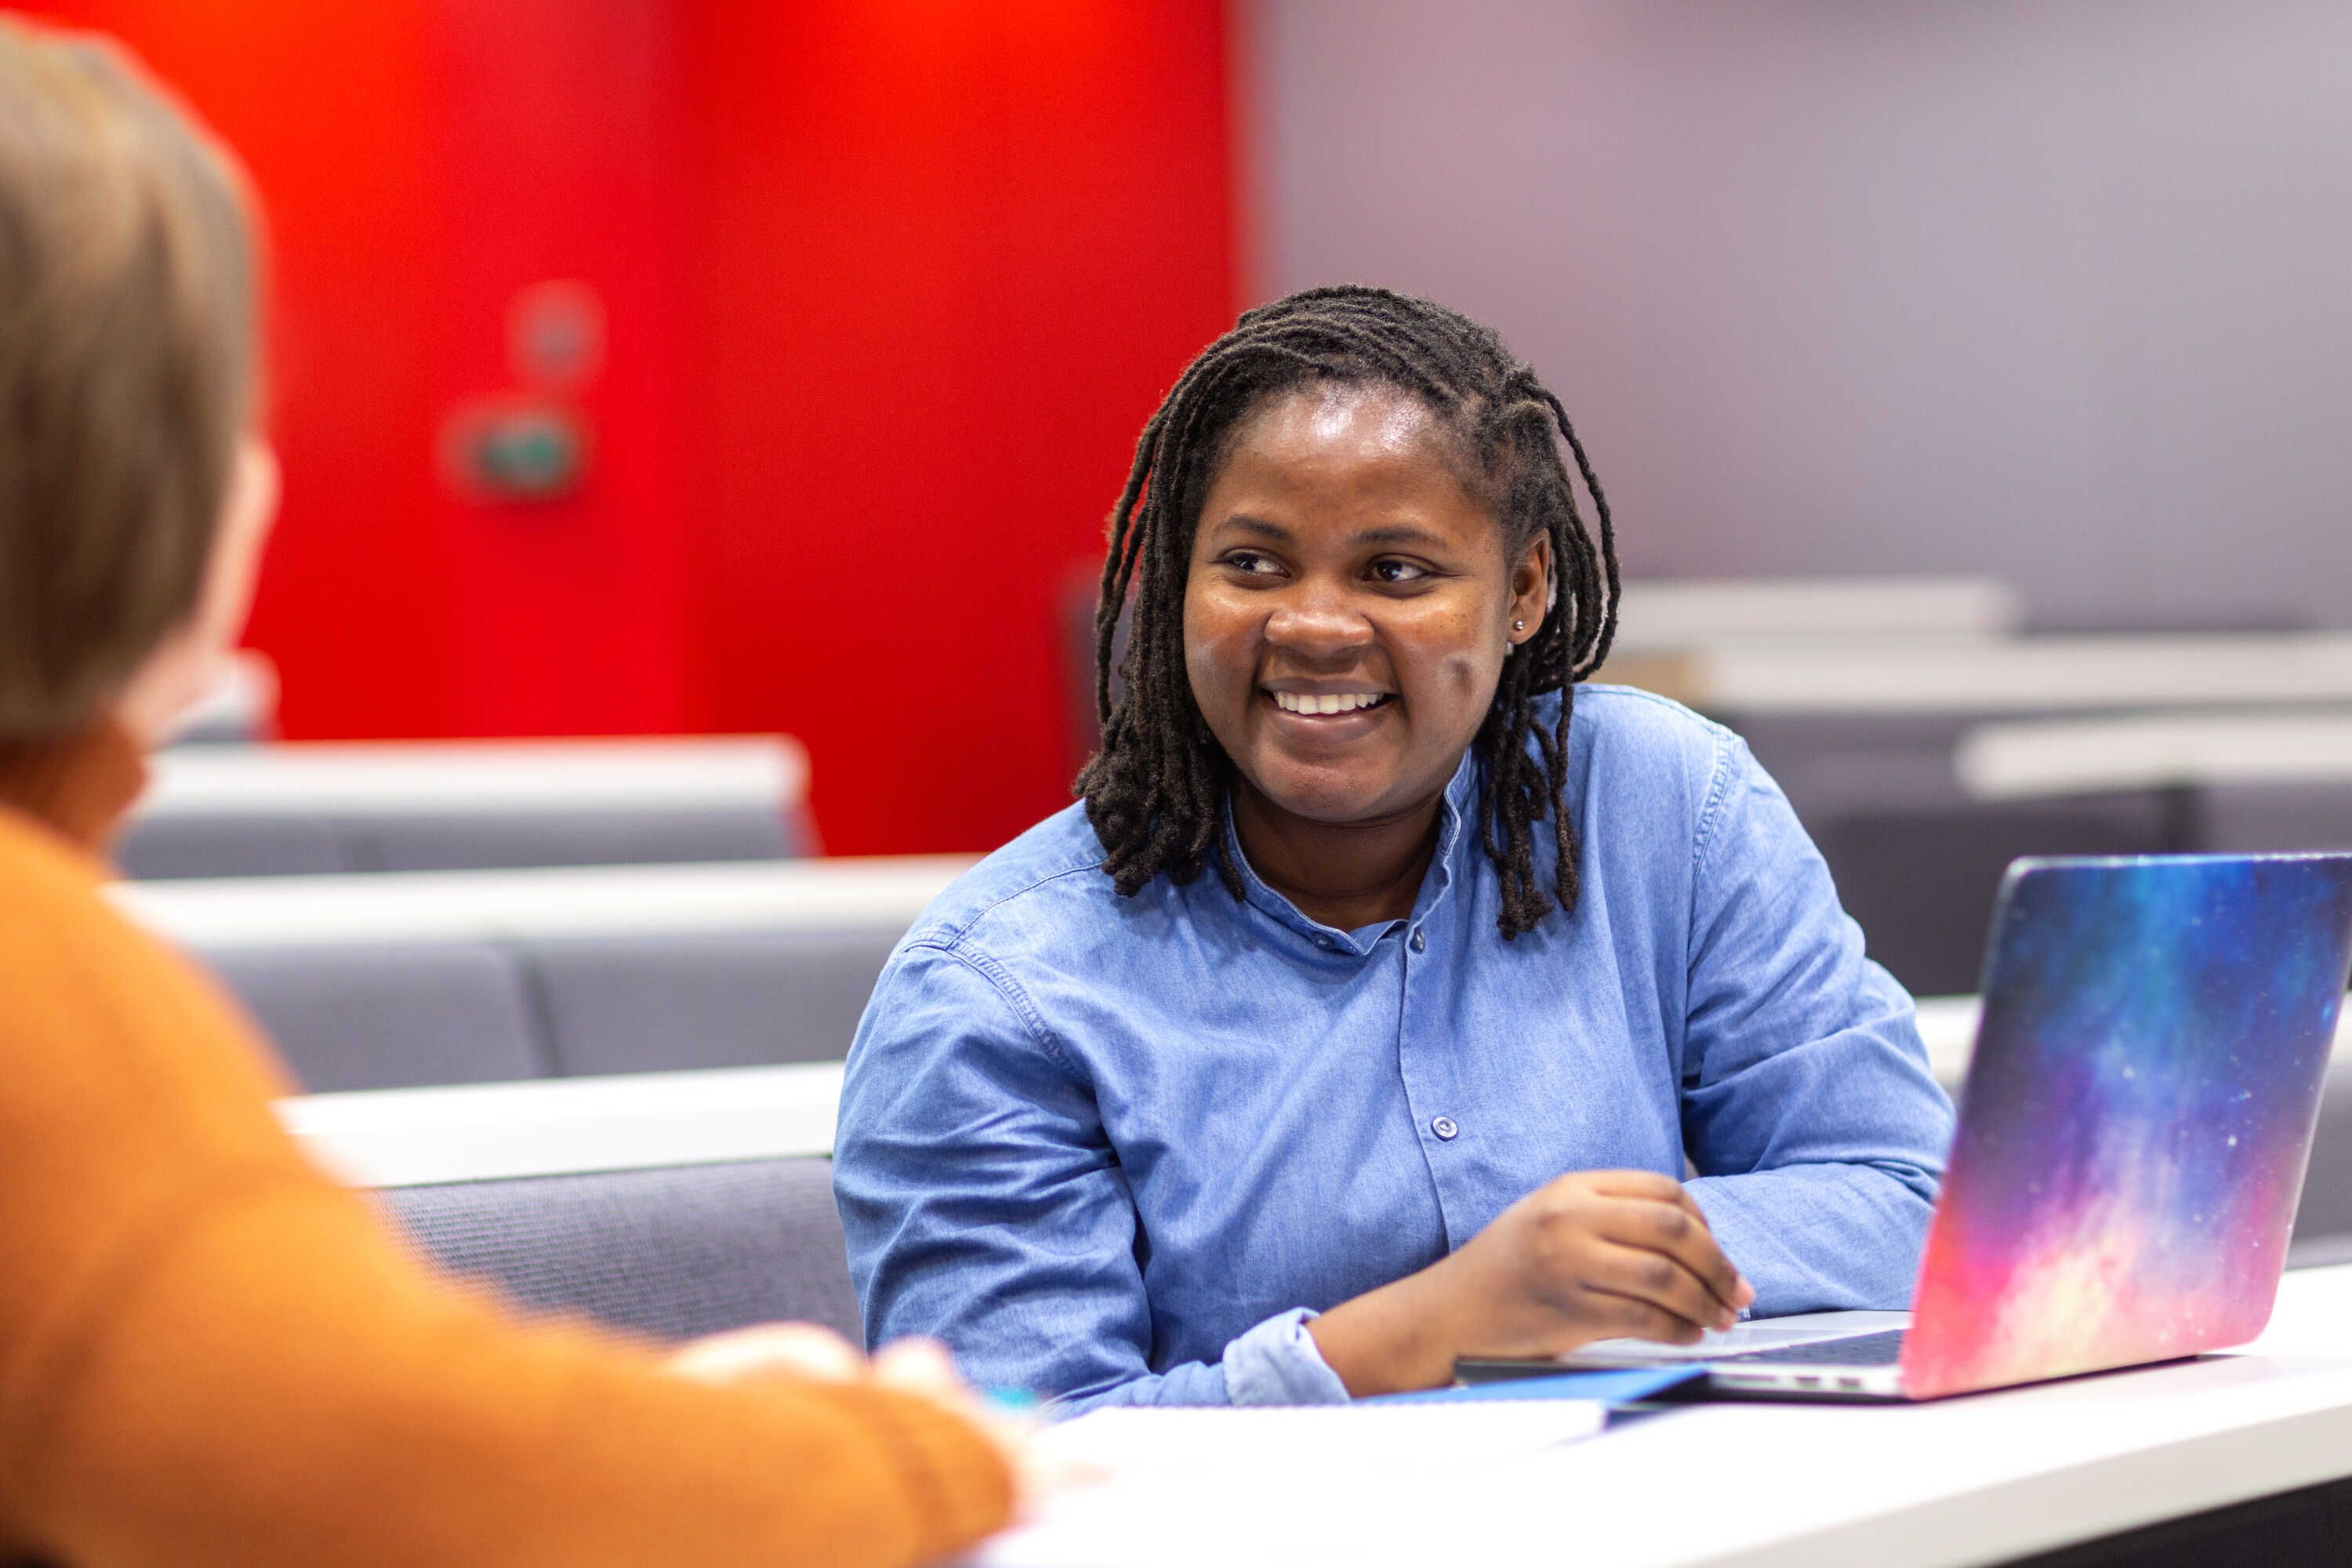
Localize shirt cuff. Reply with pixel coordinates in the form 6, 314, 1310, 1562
1686, 1175, 1760, 1319
1220, 1308, 1352, 1406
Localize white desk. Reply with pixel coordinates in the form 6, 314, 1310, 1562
278, 1062, 842, 1187
1650, 632, 2352, 716
112, 854, 974, 949
1955, 710, 2352, 800
985, 1265, 2352, 1568
1609, 576, 2023, 655
133, 734, 808, 818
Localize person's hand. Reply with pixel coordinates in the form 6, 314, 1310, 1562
666, 1322, 868, 1386
1436, 1169, 1752, 1352
860, 1338, 1076, 1520
666, 1327, 1058, 1516
1308, 1170, 1753, 1396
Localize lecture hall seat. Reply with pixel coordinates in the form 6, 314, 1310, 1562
381, 1157, 862, 1343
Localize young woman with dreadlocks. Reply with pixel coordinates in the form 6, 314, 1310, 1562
836, 287, 1953, 1406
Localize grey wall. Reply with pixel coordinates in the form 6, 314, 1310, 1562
1246, 2, 2352, 630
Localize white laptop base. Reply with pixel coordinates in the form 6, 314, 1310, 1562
1556, 1309, 1913, 1400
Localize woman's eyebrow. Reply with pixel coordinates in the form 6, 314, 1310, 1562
1218, 514, 1293, 541
1212, 517, 1446, 549
1354, 523, 1446, 548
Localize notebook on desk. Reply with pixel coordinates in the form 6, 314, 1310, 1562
1508, 854, 2352, 1403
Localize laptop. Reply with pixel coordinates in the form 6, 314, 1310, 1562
1534, 853, 2352, 1402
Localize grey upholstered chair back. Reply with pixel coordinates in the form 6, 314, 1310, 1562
118, 805, 804, 881
1807, 794, 2177, 997
381, 1158, 859, 1342
520, 927, 903, 1076
2293, 1055, 2352, 1257
358, 807, 805, 873
2194, 783, 2352, 856
208, 942, 552, 1091
193, 923, 905, 1091
118, 815, 351, 880
1729, 710, 1980, 826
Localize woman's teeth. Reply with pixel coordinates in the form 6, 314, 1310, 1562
1270, 691, 1389, 715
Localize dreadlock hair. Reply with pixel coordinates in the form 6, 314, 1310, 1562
1076, 285, 1621, 941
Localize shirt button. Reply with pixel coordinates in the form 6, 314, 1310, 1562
1431, 1116, 1459, 1141
1409, 927, 1427, 953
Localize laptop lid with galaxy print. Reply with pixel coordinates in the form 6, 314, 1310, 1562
1899, 853, 2352, 1400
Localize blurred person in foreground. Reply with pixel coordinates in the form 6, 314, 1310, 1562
0, 20, 1019, 1568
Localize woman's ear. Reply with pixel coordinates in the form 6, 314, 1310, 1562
111, 438, 281, 747
1507, 532, 1552, 648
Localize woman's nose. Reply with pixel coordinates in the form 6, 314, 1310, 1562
1264, 582, 1373, 658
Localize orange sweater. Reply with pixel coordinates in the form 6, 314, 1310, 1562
0, 726, 1011, 1568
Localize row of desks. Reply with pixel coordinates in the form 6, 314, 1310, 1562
982, 1263, 2352, 1568
190, 607, 2352, 1561
114, 854, 974, 948
267, 977, 2352, 1565
1630, 630, 2352, 714
274, 994, 2347, 1186
142, 671, 2352, 833
278, 1056, 2352, 1566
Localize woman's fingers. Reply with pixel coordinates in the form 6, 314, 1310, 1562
1586, 1238, 1737, 1334
1581, 1285, 1708, 1345
666, 1323, 866, 1386
1595, 1196, 1751, 1316
1584, 1169, 1705, 1218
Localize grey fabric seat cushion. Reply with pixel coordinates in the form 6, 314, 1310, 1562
524, 927, 902, 1076
201, 941, 550, 1092
382, 1158, 859, 1343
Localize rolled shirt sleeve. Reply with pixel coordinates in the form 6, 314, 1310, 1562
1678, 733, 1955, 1314
836, 942, 1348, 1411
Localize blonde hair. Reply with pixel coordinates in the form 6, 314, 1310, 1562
0, 18, 260, 737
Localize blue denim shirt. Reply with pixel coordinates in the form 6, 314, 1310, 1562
836, 686, 1954, 1411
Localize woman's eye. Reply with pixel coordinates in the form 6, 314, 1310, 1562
1371, 559, 1429, 583
1225, 551, 1279, 575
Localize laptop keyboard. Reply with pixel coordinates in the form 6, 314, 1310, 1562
1717, 1328, 1907, 1367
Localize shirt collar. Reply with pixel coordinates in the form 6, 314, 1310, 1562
1220, 746, 1482, 956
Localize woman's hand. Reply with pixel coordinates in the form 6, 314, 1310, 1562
1307, 1170, 1754, 1397
666, 1326, 1056, 1516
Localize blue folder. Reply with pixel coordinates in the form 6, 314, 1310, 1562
1363, 1365, 1704, 1406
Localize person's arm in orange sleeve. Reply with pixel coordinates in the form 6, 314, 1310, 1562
0, 850, 1013, 1568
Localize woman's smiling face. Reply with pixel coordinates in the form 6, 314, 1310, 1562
1184, 382, 1551, 829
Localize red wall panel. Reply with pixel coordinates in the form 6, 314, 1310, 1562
29, 0, 464, 735
673, 3, 1236, 852
19, 2, 1236, 855
28, 0, 700, 739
